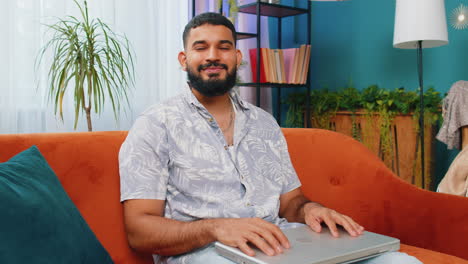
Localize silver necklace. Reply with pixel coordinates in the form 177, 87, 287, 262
222, 105, 234, 133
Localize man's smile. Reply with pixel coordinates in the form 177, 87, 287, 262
198, 62, 228, 75
202, 66, 225, 74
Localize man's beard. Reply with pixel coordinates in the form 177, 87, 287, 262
187, 62, 237, 97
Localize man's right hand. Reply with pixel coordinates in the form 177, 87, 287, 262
124, 199, 289, 257
210, 218, 290, 257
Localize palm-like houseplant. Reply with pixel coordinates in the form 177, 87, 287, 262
37, 0, 135, 131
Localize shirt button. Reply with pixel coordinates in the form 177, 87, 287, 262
208, 117, 214, 122
224, 145, 228, 150
246, 203, 251, 206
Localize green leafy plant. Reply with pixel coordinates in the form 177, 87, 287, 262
285, 85, 442, 189
285, 85, 442, 129
285, 91, 306, 128
285, 88, 341, 128
339, 86, 361, 111
36, 0, 135, 131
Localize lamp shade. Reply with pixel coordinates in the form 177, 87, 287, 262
393, 0, 448, 49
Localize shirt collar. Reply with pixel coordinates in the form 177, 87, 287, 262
183, 83, 250, 111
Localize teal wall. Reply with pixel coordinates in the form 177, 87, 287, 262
271, 0, 468, 189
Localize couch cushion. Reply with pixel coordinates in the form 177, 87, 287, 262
400, 244, 468, 264
0, 132, 153, 264
0, 146, 113, 263
282, 128, 468, 260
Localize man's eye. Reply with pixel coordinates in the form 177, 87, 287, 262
194, 47, 206, 50
220, 47, 230, 50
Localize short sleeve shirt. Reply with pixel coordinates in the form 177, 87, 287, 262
119, 86, 301, 262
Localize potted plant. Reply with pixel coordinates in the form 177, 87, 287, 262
36, 0, 135, 131
284, 85, 443, 190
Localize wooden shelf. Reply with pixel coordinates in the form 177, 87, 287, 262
236, 32, 257, 40
239, 2, 308, 18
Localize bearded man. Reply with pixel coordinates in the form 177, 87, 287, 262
119, 12, 421, 264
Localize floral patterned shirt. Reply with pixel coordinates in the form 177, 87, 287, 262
119, 86, 301, 263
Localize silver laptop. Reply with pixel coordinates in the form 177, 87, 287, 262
215, 225, 400, 264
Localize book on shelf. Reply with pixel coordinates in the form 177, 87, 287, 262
297, 44, 307, 84
283, 48, 296, 84
248, 48, 266, 83
279, 49, 286, 84
261, 48, 271, 82
273, 49, 282, 83
301, 45, 311, 84
291, 47, 300, 84
249, 45, 311, 84
267, 48, 277, 83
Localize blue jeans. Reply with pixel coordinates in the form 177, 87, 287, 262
159, 223, 422, 264
180, 244, 422, 264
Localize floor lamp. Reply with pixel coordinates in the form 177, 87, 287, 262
393, 0, 448, 189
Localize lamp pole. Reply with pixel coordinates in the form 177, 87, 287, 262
393, 0, 448, 189
417, 40, 425, 189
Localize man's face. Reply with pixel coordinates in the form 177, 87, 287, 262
178, 24, 242, 97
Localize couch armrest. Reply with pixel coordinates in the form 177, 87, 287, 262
282, 128, 468, 260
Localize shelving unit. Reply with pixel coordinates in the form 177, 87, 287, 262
236, 32, 258, 40
191, 0, 311, 127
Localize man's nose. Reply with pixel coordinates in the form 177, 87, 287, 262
205, 47, 220, 61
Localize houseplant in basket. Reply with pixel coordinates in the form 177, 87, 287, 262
285, 85, 443, 189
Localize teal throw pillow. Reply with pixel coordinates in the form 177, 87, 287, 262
0, 146, 113, 264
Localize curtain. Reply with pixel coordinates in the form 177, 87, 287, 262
0, 0, 189, 133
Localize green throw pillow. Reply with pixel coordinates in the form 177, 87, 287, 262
0, 146, 113, 264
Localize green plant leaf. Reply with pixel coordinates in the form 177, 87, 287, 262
285, 84, 442, 128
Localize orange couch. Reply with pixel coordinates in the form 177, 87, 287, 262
1, 128, 467, 263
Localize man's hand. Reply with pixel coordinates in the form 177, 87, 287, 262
211, 218, 290, 257
303, 203, 364, 237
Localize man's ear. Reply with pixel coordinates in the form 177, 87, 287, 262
236, 49, 243, 69
178, 51, 187, 71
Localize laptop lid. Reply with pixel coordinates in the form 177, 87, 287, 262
215, 225, 400, 264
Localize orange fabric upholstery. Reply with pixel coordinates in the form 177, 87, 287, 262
0, 132, 152, 264
283, 128, 468, 262
0, 129, 467, 263
400, 244, 468, 264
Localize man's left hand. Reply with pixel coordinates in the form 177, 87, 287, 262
303, 203, 364, 237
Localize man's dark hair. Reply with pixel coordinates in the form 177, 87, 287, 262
183, 12, 237, 48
